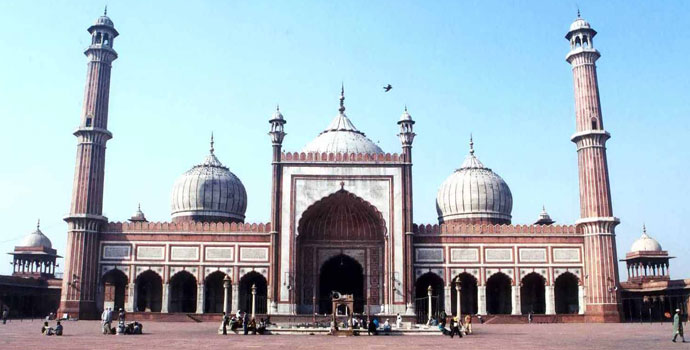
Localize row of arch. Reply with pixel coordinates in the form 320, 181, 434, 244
102, 269, 267, 313
416, 271, 580, 315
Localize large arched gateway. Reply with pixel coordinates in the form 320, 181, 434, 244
296, 189, 386, 315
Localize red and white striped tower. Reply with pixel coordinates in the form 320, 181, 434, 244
59, 9, 118, 319
268, 105, 286, 314
566, 13, 621, 322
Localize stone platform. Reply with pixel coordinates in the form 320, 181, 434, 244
0, 320, 681, 350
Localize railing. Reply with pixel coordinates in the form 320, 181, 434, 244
414, 296, 443, 324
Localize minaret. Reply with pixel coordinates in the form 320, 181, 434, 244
59, 9, 118, 319
566, 13, 621, 322
268, 105, 286, 314
397, 106, 416, 314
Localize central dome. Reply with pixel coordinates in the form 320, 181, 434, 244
171, 137, 247, 223
436, 138, 513, 225
302, 87, 384, 155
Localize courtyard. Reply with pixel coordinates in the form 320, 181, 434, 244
0, 320, 684, 350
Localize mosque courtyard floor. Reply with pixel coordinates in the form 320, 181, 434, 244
0, 320, 685, 350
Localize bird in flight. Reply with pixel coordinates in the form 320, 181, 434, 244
383, 84, 392, 92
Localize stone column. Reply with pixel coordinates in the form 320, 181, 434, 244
125, 283, 135, 312
511, 285, 520, 315
545, 285, 555, 315
222, 276, 231, 314
444, 285, 452, 316
231, 283, 239, 313
478, 286, 487, 315
161, 283, 169, 313
251, 284, 257, 319
427, 286, 433, 321
578, 285, 585, 314
455, 282, 461, 317
197, 283, 205, 314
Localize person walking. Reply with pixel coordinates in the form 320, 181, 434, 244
449, 316, 462, 338
673, 309, 686, 343
221, 312, 229, 335
2, 307, 8, 324
242, 311, 249, 335
464, 314, 472, 335
101, 308, 111, 334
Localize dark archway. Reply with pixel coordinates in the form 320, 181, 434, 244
239, 272, 267, 315
204, 271, 228, 313
486, 273, 512, 314
169, 271, 197, 313
136, 270, 162, 312
451, 273, 478, 316
520, 273, 546, 314
555, 272, 579, 314
319, 254, 364, 314
415, 272, 445, 323
102, 269, 128, 311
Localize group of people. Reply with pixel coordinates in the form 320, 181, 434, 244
220, 311, 268, 335
41, 320, 63, 336
101, 307, 142, 335
429, 312, 473, 338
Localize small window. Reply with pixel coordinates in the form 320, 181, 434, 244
591, 118, 599, 130
86, 117, 92, 127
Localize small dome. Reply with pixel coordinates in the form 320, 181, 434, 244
129, 204, 148, 222
271, 105, 284, 122
436, 138, 513, 225
171, 137, 247, 223
94, 15, 114, 27
630, 225, 662, 252
535, 206, 555, 225
302, 87, 384, 155
399, 107, 413, 123
569, 17, 590, 32
20, 220, 52, 249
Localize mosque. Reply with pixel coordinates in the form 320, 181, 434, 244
2, 12, 688, 323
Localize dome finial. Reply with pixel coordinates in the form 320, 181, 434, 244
577, 7, 581, 18
37, 219, 40, 230
469, 134, 475, 155
210, 132, 215, 154
339, 83, 346, 114
276, 104, 280, 112
642, 223, 647, 236
104, 5, 108, 16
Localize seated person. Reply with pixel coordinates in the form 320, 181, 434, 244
54, 321, 63, 336
383, 319, 392, 334
257, 319, 267, 335
133, 321, 143, 335
249, 318, 257, 335
367, 319, 378, 335
41, 321, 54, 335
438, 322, 450, 336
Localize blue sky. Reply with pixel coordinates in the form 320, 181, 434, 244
0, 1, 688, 279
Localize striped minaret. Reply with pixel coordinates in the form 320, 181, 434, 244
59, 10, 118, 319
566, 14, 621, 322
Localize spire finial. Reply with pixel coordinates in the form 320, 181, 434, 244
276, 104, 280, 112
104, 5, 108, 16
642, 223, 647, 235
37, 219, 40, 230
404, 105, 408, 112
210, 132, 215, 154
138, 203, 141, 211
577, 6, 580, 18
469, 134, 474, 155
339, 83, 346, 114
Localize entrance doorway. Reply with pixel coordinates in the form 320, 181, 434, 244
554, 272, 579, 314
486, 272, 512, 314
319, 254, 364, 314
239, 272, 268, 315
451, 273, 478, 316
102, 269, 127, 311
169, 271, 197, 313
135, 270, 162, 312
204, 271, 227, 313
520, 273, 546, 314
415, 272, 444, 323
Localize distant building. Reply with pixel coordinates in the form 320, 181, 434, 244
0, 221, 61, 318
620, 226, 690, 321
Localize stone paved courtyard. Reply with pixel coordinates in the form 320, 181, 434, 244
0, 320, 686, 350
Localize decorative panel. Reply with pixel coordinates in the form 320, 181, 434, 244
205, 246, 234, 261
240, 247, 269, 262
519, 248, 547, 263
553, 248, 580, 262
102, 245, 131, 260
450, 248, 479, 262
415, 248, 444, 262
485, 248, 512, 262
170, 246, 199, 261
136, 246, 165, 260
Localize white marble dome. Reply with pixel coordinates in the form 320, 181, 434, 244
20, 221, 52, 249
436, 140, 513, 225
94, 15, 114, 27
302, 88, 383, 155
569, 17, 590, 32
171, 141, 247, 223
630, 226, 662, 252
